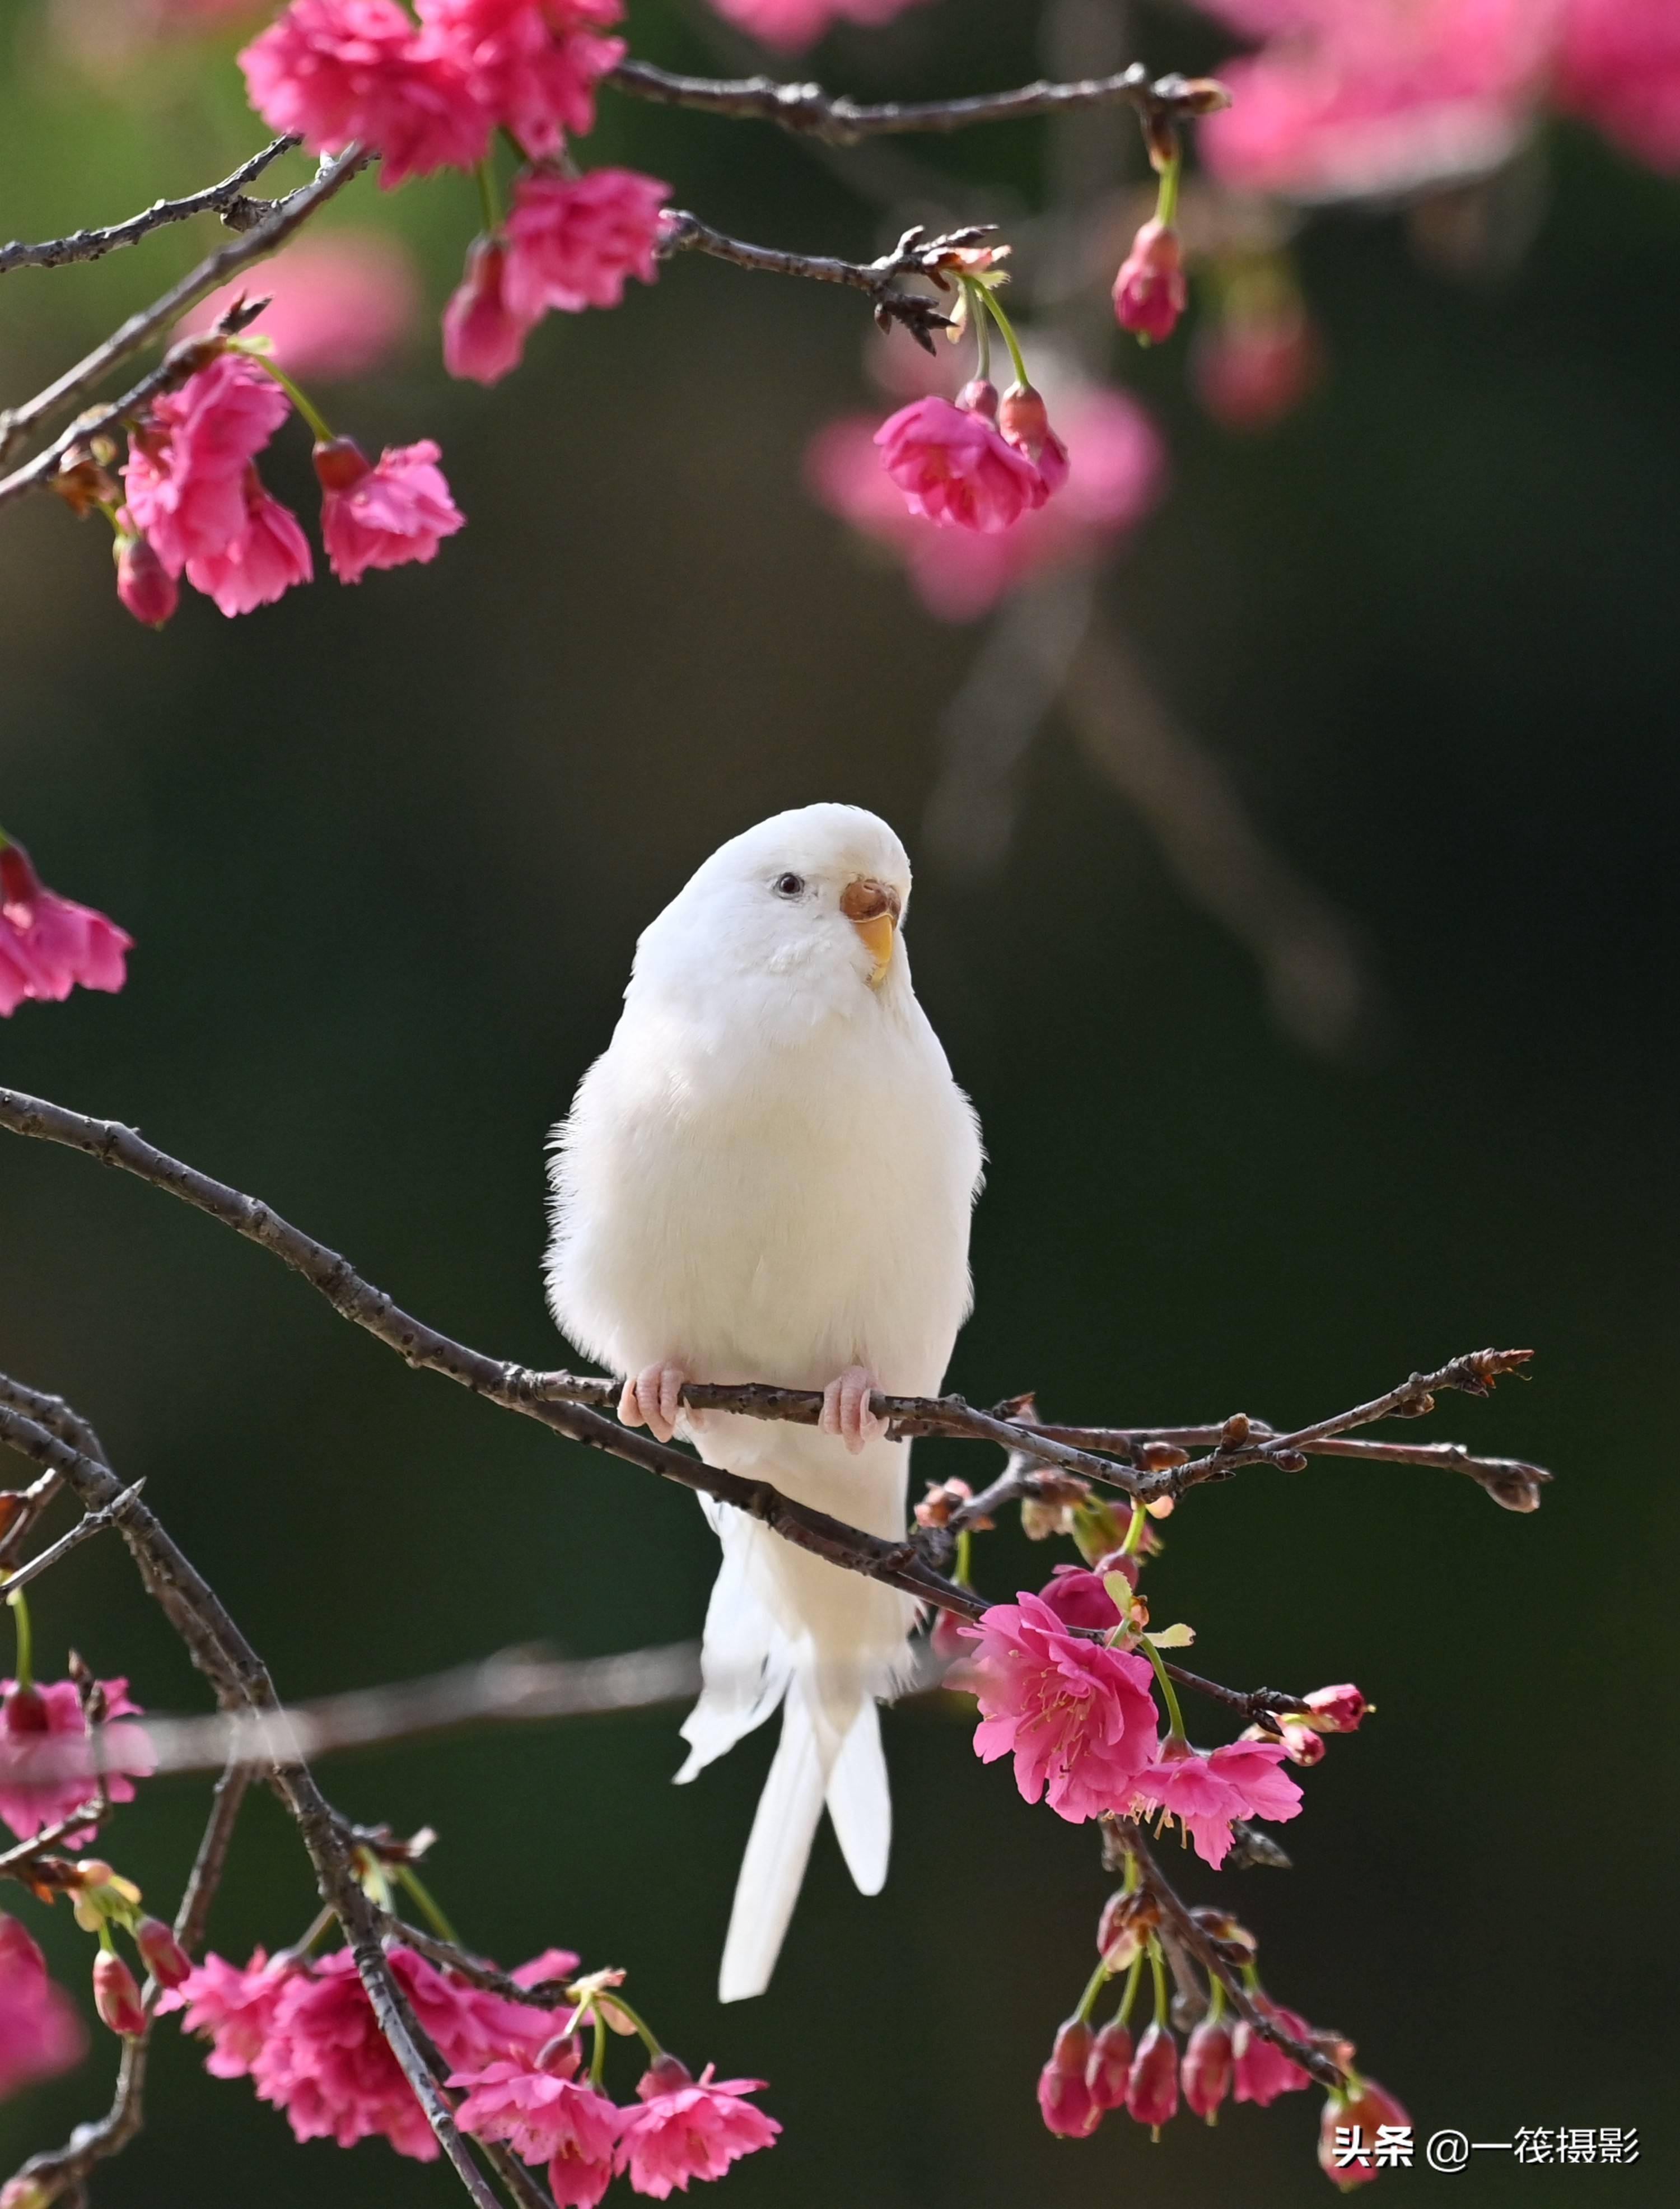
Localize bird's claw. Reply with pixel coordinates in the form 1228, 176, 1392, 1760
820, 1365, 888, 1456
619, 1360, 693, 1444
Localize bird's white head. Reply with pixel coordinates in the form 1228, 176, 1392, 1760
630, 804, 914, 1018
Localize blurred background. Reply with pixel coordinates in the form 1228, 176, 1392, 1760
0, 0, 1674, 2202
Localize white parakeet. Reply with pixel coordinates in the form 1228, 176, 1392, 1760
545, 804, 982, 2001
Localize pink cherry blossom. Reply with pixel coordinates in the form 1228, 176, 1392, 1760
451, 2053, 623, 2177
180, 233, 419, 381
185, 468, 314, 617
1084, 2020, 1133, 2112
1231, 1999, 1314, 2105
93, 1951, 147, 2039
1303, 1682, 1367, 1731
706, 0, 931, 53
443, 237, 530, 384
1196, 0, 1553, 202
0, 1675, 153, 1839
171, 1944, 562, 2159
953, 1591, 1160, 1823
502, 166, 670, 320
1113, 218, 1188, 343
1182, 2017, 1233, 2119
1037, 1564, 1124, 1634
123, 352, 291, 577
1558, 1, 1680, 169
240, 0, 491, 188
314, 437, 464, 582
809, 383, 1165, 621
1319, 2075, 1411, 2186
113, 518, 179, 628
0, 1916, 86, 2100
418, 2, 626, 159
875, 395, 1049, 534
614, 2056, 781, 2198
157, 1948, 295, 2077
1132, 1736, 1303, 1867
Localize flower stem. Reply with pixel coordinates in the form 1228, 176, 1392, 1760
1072, 1956, 1110, 2025
1119, 1503, 1147, 1557
1139, 1633, 1188, 1743
475, 157, 502, 236
1206, 1976, 1226, 2025
236, 350, 336, 444
1115, 1949, 1145, 2029
1148, 1936, 1169, 2028
979, 286, 1029, 388
589, 2011, 608, 2089
7, 1587, 32, 1691
394, 1862, 461, 1947
952, 1528, 972, 1587
1154, 146, 1182, 229
963, 278, 991, 383
601, 1992, 664, 2061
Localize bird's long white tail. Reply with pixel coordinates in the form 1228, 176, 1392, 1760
716, 1675, 890, 2004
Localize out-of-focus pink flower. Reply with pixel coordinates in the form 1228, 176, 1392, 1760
1114, 219, 1188, 343
1559, 0, 1680, 169
706, 0, 931, 52
418, 2, 626, 159
443, 237, 530, 383
1193, 305, 1321, 430
1084, 2019, 1133, 2112
1319, 2075, 1411, 2188
1130, 1736, 1303, 1868
1125, 2022, 1179, 2128
93, 1952, 146, 2039
123, 353, 291, 577
240, 0, 491, 188
1304, 1683, 1368, 1732
157, 1948, 293, 2077
1037, 2018, 1102, 2138
452, 2051, 624, 2176
170, 1944, 563, 2159
185, 468, 313, 617
810, 384, 1165, 622
1182, 2017, 1233, 2120
953, 1591, 1160, 1823
502, 166, 669, 319
0, 1916, 86, 2100
314, 437, 464, 582
1196, 0, 1553, 201
875, 395, 1049, 534
1231, 1999, 1314, 2104
181, 233, 420, 381
0, 1677, 151, 1840
1036, 1564, 1124, 1634
614, 2055, 780, 2199
113, 517, 179, 629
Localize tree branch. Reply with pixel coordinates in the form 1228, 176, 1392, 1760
0, 145, 368, 484
659, 211, 973, 346
606, 57, 1228, 146
0, 136, 301, 279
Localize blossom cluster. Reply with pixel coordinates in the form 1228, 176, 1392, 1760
165, 1940, 779, 2203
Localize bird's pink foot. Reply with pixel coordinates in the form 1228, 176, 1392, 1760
820, 1365, 887, 1456
619, 1360, 693, 1444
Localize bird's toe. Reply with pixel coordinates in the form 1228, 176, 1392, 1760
824, 1364, 885, 1455
622, 1360, 689, 1444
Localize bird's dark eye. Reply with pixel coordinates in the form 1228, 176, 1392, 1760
773, 872, 805, 898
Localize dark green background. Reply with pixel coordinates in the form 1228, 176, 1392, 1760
0, 2, 1672, 2203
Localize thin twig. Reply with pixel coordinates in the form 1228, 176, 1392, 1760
0, 136, 301, 278
607, 57, 1227, 145
0, 1481, 146, 1599
0, 146, 368, 481
660, 211, 964, 344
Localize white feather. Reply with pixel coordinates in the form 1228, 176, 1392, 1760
545, 805, 982, 1998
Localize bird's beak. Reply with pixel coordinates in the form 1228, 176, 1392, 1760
840, 877, 901, 987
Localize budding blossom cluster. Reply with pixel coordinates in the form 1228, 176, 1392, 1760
165, 1940, 778, 2203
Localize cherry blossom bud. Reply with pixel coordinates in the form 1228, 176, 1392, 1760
1037, 2018, 1102, 2138
442, 237, 529, 387
997, 381, 1070, 496
1085, 2021, 1133, 2112
1182, 2018, 1233, 2121
1244, 1717, 1326, 1767
135, 1916, 191, 1990
1319, 2076, 1411, 2188
955, 377, 999, 421
1304, 1685, 1368, 1733
1096, 1889, 1159, 1973
311, 435, 372, 493
1125, 2022, 1179, 2129
1113, 220, 1187, 346
113, 524, 178, 628
92, 1950, 146, 2037
2, 1684, 50, 1735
